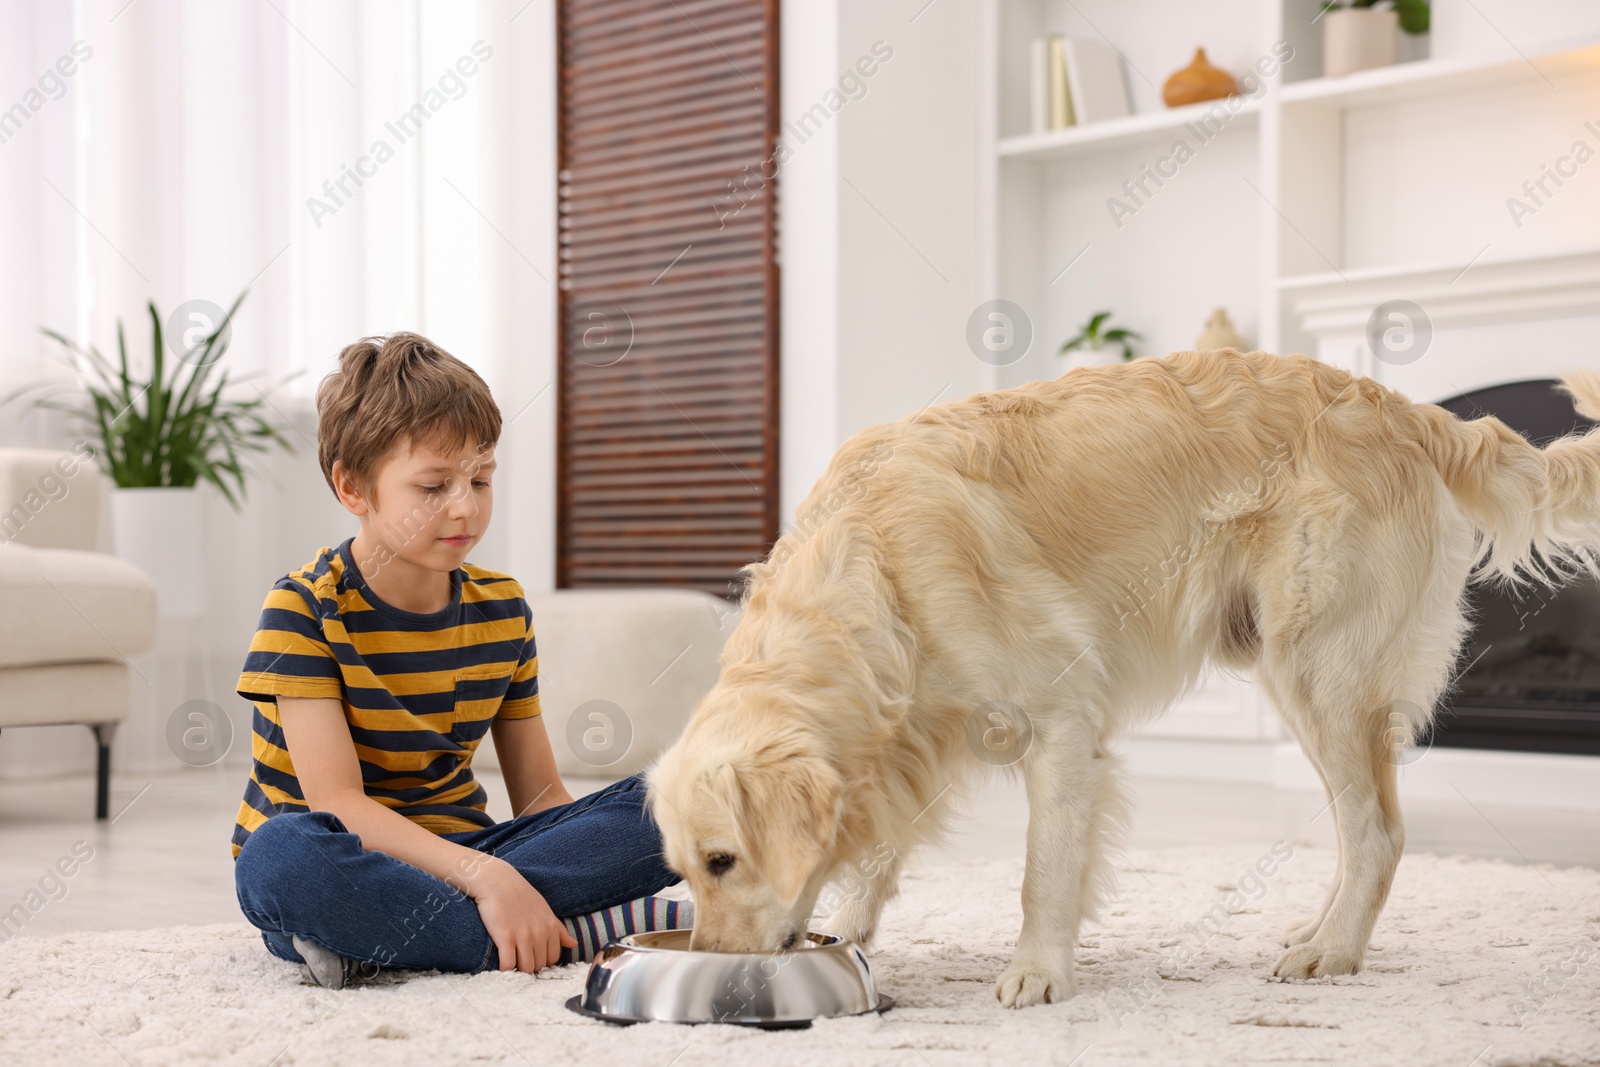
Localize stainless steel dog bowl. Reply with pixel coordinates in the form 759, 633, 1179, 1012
565, 929, 893, 1029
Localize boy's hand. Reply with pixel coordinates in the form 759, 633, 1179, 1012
463, 855, 577, 973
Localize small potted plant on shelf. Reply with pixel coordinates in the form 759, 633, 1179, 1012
1, 291, 301, 617
1058, 310, 1142, 372
1320, 0, 1430, 77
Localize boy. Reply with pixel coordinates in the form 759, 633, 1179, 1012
232, 332, 690, 987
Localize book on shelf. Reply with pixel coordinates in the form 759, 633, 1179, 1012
1047, 36, 1075, 131
1030, 38, 1050, 133
1063, 36, 1131, 124
1029, 34, 1130, 134
1030, 35, 1075, 133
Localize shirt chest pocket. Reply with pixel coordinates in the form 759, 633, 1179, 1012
450, 665, 513, 746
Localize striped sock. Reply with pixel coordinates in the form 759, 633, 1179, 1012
558, 896, 694, 965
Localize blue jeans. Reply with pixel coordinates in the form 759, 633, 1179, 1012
234, 774, 678, 974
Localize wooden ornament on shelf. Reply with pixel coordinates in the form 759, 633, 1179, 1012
1162, 48, 1238, 108
1196, 308, 1245, 352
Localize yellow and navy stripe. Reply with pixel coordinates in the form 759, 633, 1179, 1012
231, 537, 539, 856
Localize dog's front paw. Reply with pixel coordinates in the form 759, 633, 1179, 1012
994, 962, 1076, 1008
1272, 941, 1362, 979
820, 902, 878, 948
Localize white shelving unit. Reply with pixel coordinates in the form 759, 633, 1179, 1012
1277, 32, 1600, 105
998, 96, 1266, 162
976, 0, 1600, 745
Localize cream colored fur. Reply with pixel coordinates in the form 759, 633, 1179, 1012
646, 349, 1600, 1008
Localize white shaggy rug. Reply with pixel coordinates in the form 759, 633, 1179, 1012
4, 845, 1598, 1067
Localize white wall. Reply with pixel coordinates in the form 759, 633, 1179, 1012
780, 0, 989, 523
777, 0, 841, 526
835, 1, 986, 442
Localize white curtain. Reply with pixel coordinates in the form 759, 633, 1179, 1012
0, 0, 554, 427
0, 0, 560, 778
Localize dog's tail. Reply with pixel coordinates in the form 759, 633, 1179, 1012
1410, 369, 1600, 589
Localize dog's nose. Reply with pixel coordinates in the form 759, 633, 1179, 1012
781, 931, 798, 951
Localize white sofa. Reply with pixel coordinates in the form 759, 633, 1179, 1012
0, 448, 158, 817
478, 588, 734, 781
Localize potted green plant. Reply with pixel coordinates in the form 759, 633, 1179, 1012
1, 291, 301, 616
1058, 310, 1142, 372
1321, 0, 1430, 76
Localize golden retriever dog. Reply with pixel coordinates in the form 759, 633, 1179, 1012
646, 348, 1600, 1008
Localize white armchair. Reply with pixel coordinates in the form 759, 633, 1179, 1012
0, 448, 158, 817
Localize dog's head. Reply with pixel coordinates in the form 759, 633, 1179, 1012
647, 696, 844, 952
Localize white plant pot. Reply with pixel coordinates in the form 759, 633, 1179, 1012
1323, 8, 1398, 77
110, 485, 205, 618
1396, 30, 1430, 65
1056, 347, 1127, 375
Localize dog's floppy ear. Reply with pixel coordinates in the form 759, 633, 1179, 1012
705, 754, 842, 908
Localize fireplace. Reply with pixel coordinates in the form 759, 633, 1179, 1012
1426, 380, 1600, 757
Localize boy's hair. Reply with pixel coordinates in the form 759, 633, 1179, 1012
315, 332, 502, 507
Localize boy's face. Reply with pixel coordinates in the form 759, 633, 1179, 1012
338, 435, 496, 571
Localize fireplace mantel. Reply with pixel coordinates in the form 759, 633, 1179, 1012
1285, 247, 1600, 341
1279, 246, 1600, 403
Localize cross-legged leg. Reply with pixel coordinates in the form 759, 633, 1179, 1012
234, 774, 680, 974
235, 809, 492, 974
465, 773, 680, 916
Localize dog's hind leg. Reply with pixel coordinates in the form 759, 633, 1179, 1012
1258, 589, 1407, 975
1251, 465, 1484, 979
995, 718, 1124, 1008
1277, 740, 1343, 948
1213, 579, 1341, 948
1279, 800, 1341, 947
1264, 676, 1404, 979
1259, 546, 1472, 975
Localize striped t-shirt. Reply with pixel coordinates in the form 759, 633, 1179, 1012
231, 537, 540, 857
